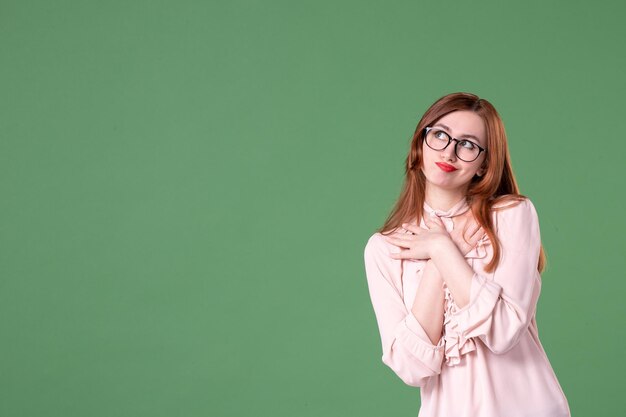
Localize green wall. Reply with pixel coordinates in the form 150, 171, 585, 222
1, 1, 624, 415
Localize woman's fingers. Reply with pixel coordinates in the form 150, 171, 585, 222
383, 236, 417, 260
470, 229, 486, 246
383, 234, 412, 248
424, 215, 446, 231
467, 221, 485, 242
466, 221, 481, 237
388, 250, 409, 260
445, 216, 483, 255
459, 226, 485, 255
401, 223, 421, 234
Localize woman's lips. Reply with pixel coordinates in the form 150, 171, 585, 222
435, 162, 457, 172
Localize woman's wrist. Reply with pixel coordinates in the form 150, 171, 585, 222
429, 234, 455, 259
428, 235, 473, 307
423, 259, 444, 285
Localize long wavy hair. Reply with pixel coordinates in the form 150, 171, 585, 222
377, 92, 546, 273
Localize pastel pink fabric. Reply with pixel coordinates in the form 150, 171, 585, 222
364, 198, 571, 417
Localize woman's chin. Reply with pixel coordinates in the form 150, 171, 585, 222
425, 179, 467, 194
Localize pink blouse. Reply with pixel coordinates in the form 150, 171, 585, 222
363, 197, 571, 417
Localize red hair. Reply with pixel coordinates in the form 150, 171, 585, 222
377, 92, 546, 273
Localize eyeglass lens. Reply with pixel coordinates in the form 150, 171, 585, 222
425, 129, 481, 162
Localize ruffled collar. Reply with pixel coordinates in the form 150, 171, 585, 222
423, 197, 470, 218
417, 198, 470, 234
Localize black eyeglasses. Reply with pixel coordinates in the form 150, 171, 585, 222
423, 127, 487, 162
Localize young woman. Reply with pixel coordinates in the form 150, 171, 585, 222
363, 92, 571, 417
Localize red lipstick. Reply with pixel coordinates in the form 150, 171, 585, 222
435, 162, 457, 172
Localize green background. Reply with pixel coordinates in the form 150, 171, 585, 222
1, 0, 624, 416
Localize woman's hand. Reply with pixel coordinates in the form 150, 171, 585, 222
384, 214, 451, 261
448, 211, 486, 256
384, 212, 486, 260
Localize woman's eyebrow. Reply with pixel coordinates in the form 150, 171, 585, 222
433, 123, 481, 142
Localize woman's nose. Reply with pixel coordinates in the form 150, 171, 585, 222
440, 142, 456, 161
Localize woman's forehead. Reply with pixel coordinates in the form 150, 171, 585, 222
434, 111, 486, 145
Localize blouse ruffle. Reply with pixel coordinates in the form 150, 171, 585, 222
442, 233, 491, 366
406, 198, 495, 367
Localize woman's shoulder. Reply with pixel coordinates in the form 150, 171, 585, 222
490, 195, 540, 231
364, 231, 388, 255
363, 227, 402, 259
363, 232, 389, 265
491, 194, 537, 215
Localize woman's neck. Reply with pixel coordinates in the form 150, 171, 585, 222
424, 189, 467, 212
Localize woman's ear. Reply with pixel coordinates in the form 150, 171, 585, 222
478, 161, 488, 176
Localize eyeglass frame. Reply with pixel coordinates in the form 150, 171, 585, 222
423, 127, 487, 162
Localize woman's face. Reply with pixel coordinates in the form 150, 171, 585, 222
420, 110, 487, 196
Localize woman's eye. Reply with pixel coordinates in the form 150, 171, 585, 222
434, 131, 448, 140
460, 140, 476, 149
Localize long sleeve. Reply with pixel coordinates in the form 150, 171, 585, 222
447, 198, 542, 355
364, 233, 444, 387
